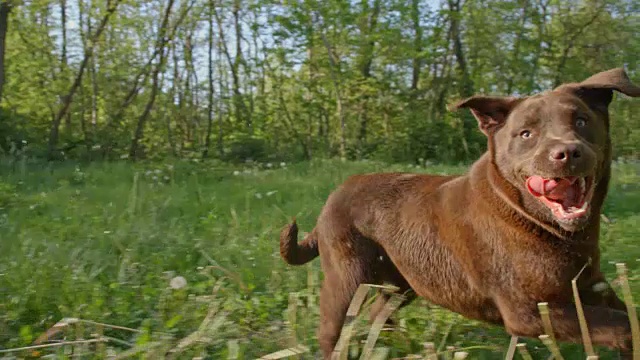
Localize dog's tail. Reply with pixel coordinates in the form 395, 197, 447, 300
280, 219, 319, 265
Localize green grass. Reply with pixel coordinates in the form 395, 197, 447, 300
0, 157, 639, 359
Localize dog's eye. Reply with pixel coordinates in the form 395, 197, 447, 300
520, 130, 531, 139
575, 117, 587, 128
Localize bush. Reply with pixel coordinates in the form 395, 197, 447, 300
223, 135, 271, 163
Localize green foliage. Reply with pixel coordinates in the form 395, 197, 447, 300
0, 159, 639, 358
223, 134, 272, 163
0, 0, 638, 163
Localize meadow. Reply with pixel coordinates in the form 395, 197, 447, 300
1, 157, 640, 359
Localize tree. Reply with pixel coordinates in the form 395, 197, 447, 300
129, 0, 177, 160
0, 0, 12, 105
0, 0, 637, 162
47, 0, 122, 160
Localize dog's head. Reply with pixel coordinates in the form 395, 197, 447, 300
451, 68, 640, 232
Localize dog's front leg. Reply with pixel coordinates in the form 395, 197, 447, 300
495, 297, 632, 352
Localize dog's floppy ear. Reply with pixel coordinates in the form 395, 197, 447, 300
448, 96, 523, 136
556, 68, 640, 111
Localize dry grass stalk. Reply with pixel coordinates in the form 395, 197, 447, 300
359, 293, 406, 360
95, 324, 106, 359
166, 309, 228, 359
166, 281, 228, 359
307, 264, 317, 308
75, 320, 86, 356
199, 261, 248, 293
332, 284, 375, 360
504, 335, 518, 360
258, 345, 310, 359
538, 334, 563, 360
0, 339, 103, 354
537, 302, 564, 359
287, 292, 300, 359
227, 339, 240, 360
616, 263, 640, 360
423, 342, 437, 360
516, 343, 534, 360
32, 317, 142, 346
571, 260, 596, 358
100, 335, 132, 348
365, 284, 401, 293
112, 341, 164, 360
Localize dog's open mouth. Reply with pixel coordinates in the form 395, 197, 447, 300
525, 176, 594, 221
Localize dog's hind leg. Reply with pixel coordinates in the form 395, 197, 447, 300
317, 236, 377, 359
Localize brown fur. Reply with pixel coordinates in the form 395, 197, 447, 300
279, 68, 640, 359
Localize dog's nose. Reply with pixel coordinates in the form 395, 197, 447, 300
549, 144, 582, 163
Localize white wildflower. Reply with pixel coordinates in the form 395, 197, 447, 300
170, 276, 187, 289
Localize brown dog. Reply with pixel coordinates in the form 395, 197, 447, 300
279, 68, 640, 358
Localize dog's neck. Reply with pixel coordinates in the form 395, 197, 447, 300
469, 153, 586, 242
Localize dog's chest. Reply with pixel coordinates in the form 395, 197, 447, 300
492, 238, 589, 301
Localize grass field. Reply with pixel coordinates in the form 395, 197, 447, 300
1, 157, 639, 359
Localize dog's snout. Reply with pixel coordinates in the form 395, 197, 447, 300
549, 144, 582, 163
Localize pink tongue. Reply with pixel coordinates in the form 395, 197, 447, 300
526, 176, 576, 199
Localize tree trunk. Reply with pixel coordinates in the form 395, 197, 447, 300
60, 0, 73, 135
203, 0, 216, 159
47, 0, 121, 160
166, 37, 179, 156
184, 27, 200, 149
315, 11, 347, 160
410, 0, 423, 92
448, 0, 473, 98
212, 1, 251, 134
129, 0, 176, 160
77, 0, 98, 147
216, 37, 225, 157
0, 2, 12, 105
356, 0, 381, 154
232, 0, 251, 133
447, 0, 473, 157
107, 1, 191, 132
60, 0, 67, 64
